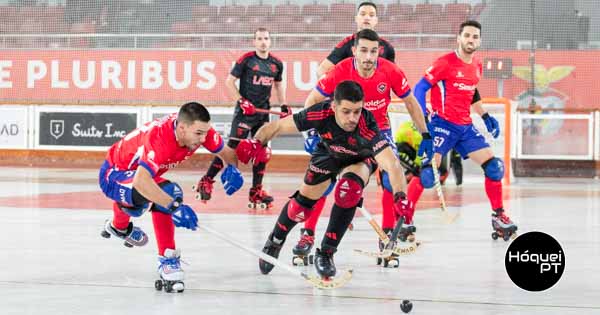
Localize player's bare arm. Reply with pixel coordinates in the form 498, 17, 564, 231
132, 166, 177, 209
274, 80, 287, 105
254, 116, 299, 144
374, 146, 408, 193
304, 88, 326, 108
317, 59, 335, 78
403, 94, 429, 134
224, 73, 241, 101
471, 100, 486, 116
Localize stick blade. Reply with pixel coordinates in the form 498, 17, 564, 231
305, 269, 353, 290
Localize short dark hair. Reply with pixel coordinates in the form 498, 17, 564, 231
178, 102, 211, 124
354, 28, 380, 47
357, 2, 377, 14
459, 20, 481, 35
334, 80, 364, 105
254, 27, 269, 39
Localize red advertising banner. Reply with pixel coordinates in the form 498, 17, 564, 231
0, 50, 598, 109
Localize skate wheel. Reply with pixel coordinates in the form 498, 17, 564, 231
491, 232, 499, 240
383, 260, 389, 268
123, 241, 133, 248
292, 256, 301, 266
165, 281, 173, 293
503, 234, 511, 241
308, 255, 314, 265
399, 235, 407, 242
303, 256, 309, 266
191, 185, 197, 191
389, 259, 399, 268
100, 230, 111, 239
154, 280, 163, 291
195, 194, 201, 201
258, 203, 267, 210
247, 202, 256, 209
173, 282, 184, 293
376, 257, 382, 265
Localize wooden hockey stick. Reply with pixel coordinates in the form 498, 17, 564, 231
197, 223, 353, 289
354, 206, 420, 259
431, 160, 459, 224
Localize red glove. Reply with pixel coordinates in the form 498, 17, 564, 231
280, 104, 292, 118
235, 139, 263, 164
393, 192, 415, 223
238, 98, 256, 115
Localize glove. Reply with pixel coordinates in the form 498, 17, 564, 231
482, 113, 500, 139
418, 132, 433, 165
235, 139, 263, 164
392, 192, 415, 223
171, 203, 198, 231
220, 164, 243, 195
303, 129, 321, 154
280, 104, 292, 118
238, 98, 256, 115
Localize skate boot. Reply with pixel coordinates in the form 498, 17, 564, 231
377, 230, 399, 268
450, 150, 463, 186
194, 175, 215, 202
314, 247, 337, 280
155, 248, 185, 293
398, 221, 417, 243
248, 185, 274, 210
491, 209, 518, 241
292, 228, 314, 266
259, 233, 285, 275
100, 220, 148, 248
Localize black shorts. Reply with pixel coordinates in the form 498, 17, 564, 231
303, 149, 378, 186
227, 114, 270, 148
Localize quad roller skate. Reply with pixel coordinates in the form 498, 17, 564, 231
193, 175, 215, 202
376, 231, 399, 268
259, 233, 285, 275
100, 220, 148, 248
314, 248, 336, 280
491, 210, 518, 241
398, 223, 417, 243
292, 228, 314, 266
248, 185, 274, 210
154, 249, 185, 293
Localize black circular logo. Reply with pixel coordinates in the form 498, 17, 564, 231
505, 231, 565, 291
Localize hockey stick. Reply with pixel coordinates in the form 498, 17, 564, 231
197, 223, 353, 290
431, 160, 459, 224
353, 206, 420, 259
255, 108, 285, 117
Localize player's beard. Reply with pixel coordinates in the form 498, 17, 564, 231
460, 42, 478, 55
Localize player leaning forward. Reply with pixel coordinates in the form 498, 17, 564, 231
99, 102, 242, 292
236, 81, 415, 279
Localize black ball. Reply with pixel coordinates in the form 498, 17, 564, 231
400, 300, 413, 313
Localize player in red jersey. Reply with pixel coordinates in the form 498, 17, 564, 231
294, 29, 432, 266
196, 27, 288, 210
98, 102, 243, 292
409, 20, 517, 241
317, 1, 395, 77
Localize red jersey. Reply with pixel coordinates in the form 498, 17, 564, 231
106, 113, 224, 178
423, 51, 482, 125
316, 57, 411, 130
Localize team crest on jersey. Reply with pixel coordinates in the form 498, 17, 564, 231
347, 136, 357, 146
322, 132, 333, 140
270, 64, 277, 73
377, 82, 387, 94
252, 64, 260, 71
457, 71, 465, 78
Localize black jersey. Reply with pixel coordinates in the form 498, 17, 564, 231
293, 101, 389, 164
326, 33, 396, 65
231, 51, 284, 110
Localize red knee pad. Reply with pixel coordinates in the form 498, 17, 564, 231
254, 146, 271, 165
287, 195, 313, 223
334, 173, 364, 208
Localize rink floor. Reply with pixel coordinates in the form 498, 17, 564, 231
1, 166, 599, 315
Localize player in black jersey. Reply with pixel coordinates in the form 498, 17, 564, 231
194, 27, 288, 209
316, 2, 395, 77
235, 81, 415, 279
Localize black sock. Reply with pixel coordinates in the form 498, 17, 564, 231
321, 203, 357, 252
252, 162, 266, 187
206, 157, 224, 179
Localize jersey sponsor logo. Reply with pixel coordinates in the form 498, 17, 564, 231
309, 164, 331, 175
159, 161, 182, 170
364, 98, 387, 110
372, 139, 387, 152
456, 71, 465, 78
453, 82, 477, 91
377, 82, 387, 94
329, 145, 358, 155
321, 132, 333, 140
252, 75, 274, 86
